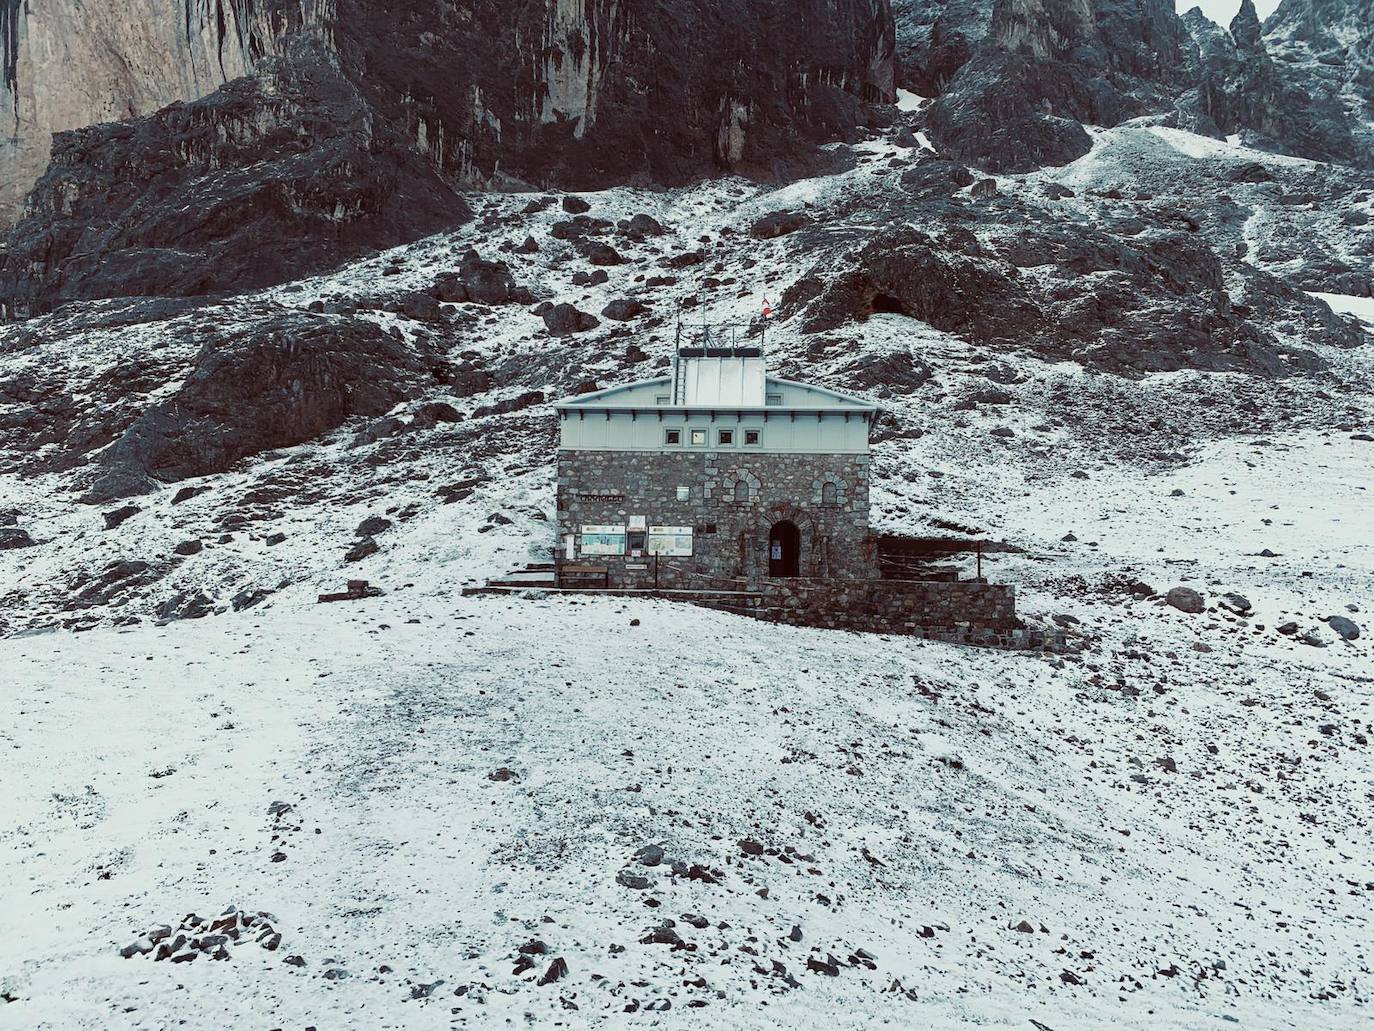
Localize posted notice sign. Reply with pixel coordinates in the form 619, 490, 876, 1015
581, 524, 626, 555
647, 525, 693, 557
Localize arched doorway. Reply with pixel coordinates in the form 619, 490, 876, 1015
768, 520, 801, 577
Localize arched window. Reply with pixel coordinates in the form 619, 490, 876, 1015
821, 481, 838, 505
734, 480, 750, 503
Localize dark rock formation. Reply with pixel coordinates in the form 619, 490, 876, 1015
85, 312, 440, 501
0, 526, 34, 549
1, 0, 897, 314
925, 0, 1191, 172
892, 0, 993, 96
750, 211, 814, 239
1, 36, 468, 316
543, 303, 601, 336
431, 251, 532, 306
783, 217, 1347, 376
1177, 0, 1373, 168
602, 299, 646, 322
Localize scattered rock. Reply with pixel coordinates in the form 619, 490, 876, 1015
103, 505, 141, 530
0, 527, 35, 550
750, 211, 812, 239
625, 214, 666, 237
587, 243, 624, 266
173, 539, 204, 556
356, 516, 393, 537
1327, 615, 1361, 641
543, 303, 601, 335
635, 844, 665, 866
1219, 592, 1253, 614
345, 537, 379, 563
538, 958, 569, 985
1166, 586, 1205, 614
602, 299, 646, 322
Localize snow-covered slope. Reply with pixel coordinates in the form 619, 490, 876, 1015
1, 419, 1370, 1028
1, 64, 1372, 1031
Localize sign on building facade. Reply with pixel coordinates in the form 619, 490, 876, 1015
647, 526, 694, 557
580, 525, 626, 555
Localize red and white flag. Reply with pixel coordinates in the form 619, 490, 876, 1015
762, 297, 774, 318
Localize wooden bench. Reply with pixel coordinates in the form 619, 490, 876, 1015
558, 565, 609, 589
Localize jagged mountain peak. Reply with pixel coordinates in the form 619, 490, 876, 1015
1230, 0, 1264, 51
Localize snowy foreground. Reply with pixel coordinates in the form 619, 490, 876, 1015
2, 430, 1371, 1030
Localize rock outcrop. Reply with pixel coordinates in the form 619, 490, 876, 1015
84, 311, 442, 501
1, 36, 466, 317
925, 0, 1189, 172
781, 212, 1357, 376
914, 0, 1373, 174
892, 0, 993, 96
1, 0, 897, 312
0, 0, 329, 225
1177, 0, 1374, 169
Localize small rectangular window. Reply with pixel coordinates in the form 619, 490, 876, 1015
664, 428, 682, 445
744, 429, 761, 446
627, 530, 647, 554
655, 395, 670, 405
717, 429, 734, 446
690, 428, 707, 446
766, 393, 783, 406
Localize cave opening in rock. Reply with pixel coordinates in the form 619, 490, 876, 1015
867, 292, 907, 317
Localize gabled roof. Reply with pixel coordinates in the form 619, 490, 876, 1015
554, 376, 672, 407
553, 374, 877, 413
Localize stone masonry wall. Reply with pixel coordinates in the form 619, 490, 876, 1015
759, 577, 1017, 632
557, 449, 875, 588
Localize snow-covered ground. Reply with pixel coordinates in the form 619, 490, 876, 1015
1312, 291, 1374, 327
2, 412, 1370, 1030
2, 97, 1373, 1030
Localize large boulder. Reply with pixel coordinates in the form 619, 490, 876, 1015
0, 527, 35, 550
543, 304, 601, 336
1166, 586, 1205, 614
84, 312, 438, 501
432, 250, 532, 306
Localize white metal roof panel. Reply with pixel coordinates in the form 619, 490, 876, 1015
681, 356, 767, 406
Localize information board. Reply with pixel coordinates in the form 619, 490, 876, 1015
647, 525, 694, 557
580, 524, 626, 555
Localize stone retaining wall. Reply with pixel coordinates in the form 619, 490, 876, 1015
742, 577, 1045, 647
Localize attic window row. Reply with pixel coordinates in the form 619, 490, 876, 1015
664, 428, 762, 447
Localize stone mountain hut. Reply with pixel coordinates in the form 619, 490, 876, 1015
554, 334, 877, 587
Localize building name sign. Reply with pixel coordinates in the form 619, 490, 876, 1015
578, 491, 625, 502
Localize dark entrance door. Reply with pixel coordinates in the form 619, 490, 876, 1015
768, 521, 801, 577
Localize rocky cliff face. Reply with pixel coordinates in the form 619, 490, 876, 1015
0, 36, 467, 317
0, 0, 895, 312
924, 0, 1189, 171
891, 0, 992, 96
0, 0, 329, 225
2, 0, 895, 223
328, 0, 894, 191
1175, 0, 1373, 168
914, 0, 1373, 174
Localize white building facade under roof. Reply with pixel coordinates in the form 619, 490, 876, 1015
553, 342, 879, 587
